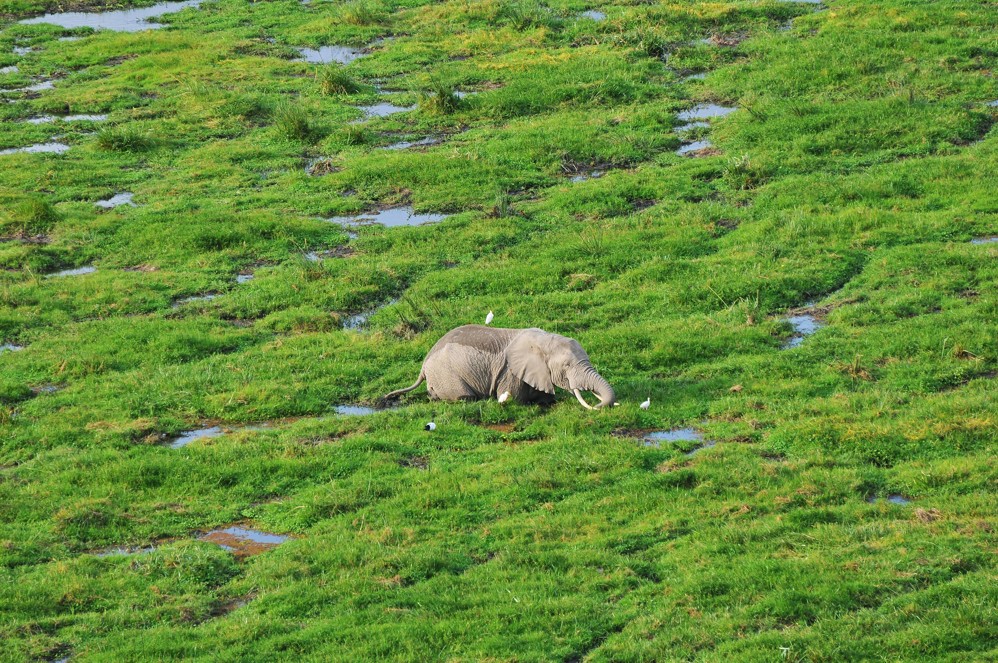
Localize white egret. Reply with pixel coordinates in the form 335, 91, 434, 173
498, 391, 510, 403
639, 397, 651, 410
485, 310, 494, 325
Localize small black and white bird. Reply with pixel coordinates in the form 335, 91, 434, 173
640, 396, 651, 410
425, 421, 436, 431
485, 310, 494, 325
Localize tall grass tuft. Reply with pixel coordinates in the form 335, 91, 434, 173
96, 126, 152, 152
420, 79, 462, 115
274, 102, 315, 142
339, 0, 385, 25
5, 196, 59, 234
317, 67, 361, 96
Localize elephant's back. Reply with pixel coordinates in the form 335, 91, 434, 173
426, 325, 518, 358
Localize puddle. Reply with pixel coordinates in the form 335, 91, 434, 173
94, 545, 157, 557
343, 298, 398, 330
988, 100, 998, 108
677, 139, 713, 155
381, 136, 439, 150
323, 206, 448, 228
0, 66, 18, 74
683, 72, 707, 81
31, 384, 61, 394
867, 494, 911, 505
641, 428, 702, 448
0, 142, 71, 155
676, 104, 737, 121
782, 0, 823, 3
354, 102, 415, 120
48, 266, 96, 277
296, 45, 364, 64
970, 236, 998, 244
95, 192, 135, 208
454, 90, 478, 99
305, 246, 352, 261
570, 170, 604, 183
199, 526, 289, 557
1, 343, 25, 353
12, 47, 32, 56
675, 121, 709, 133
236, 274, 254, 284
173, 293, 218, 307
24, 113, 107, 124
333, 405, 382, 416
579, 10, 606, 21
781, 313, 824, 349
168, 426, 223, 448
19, 0, 203, 32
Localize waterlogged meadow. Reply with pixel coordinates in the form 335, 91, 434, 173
1, 0, 996, 659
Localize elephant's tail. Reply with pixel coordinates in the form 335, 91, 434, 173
382, 371, 426, 402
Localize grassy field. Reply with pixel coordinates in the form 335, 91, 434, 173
1, 0, 996, 659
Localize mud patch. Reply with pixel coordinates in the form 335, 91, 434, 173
199, 525, 289, 557
399, 455, 428, 470
48, 265, 95, 277
781, 313, 824, 349
305, 157, 338, 176
483, 422, 516, 433
95, 192, 135, 209
305, 246, 353, 261
19, 0, 203, 32
323, 207, 448, 228
296, 45, 364, 64
0, 142, 70, 155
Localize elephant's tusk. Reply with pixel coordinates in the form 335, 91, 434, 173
573, 389, 596, 410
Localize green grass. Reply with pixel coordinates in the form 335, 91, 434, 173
1, 0, 996, 660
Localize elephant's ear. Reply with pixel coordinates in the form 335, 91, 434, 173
506, 331, 555, 395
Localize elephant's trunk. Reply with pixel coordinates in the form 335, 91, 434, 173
572, 365, 616, 409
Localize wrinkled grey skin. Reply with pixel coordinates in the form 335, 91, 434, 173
384, 325, 615, 409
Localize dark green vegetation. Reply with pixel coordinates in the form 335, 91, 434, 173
2, 0, 997, 659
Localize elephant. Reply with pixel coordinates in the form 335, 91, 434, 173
383, 325, 616, 409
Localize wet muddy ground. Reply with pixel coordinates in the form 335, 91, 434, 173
199, 525, 290, 557
19, 0, 204, 32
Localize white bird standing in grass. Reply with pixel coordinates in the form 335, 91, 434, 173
497, 391, 510, 403
640, 396, 651, 410
485, 310, 494, 325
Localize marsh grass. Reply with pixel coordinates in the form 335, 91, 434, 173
419, 78, 461, 115
96, 125, 152, 151
0, 0, 996, 660
316, 66, 360, 96
273, 102, 316, 142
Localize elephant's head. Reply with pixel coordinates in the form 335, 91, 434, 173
505, 329, 616, 409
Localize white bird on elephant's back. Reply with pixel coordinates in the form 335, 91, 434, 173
485, 310, 494, 325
